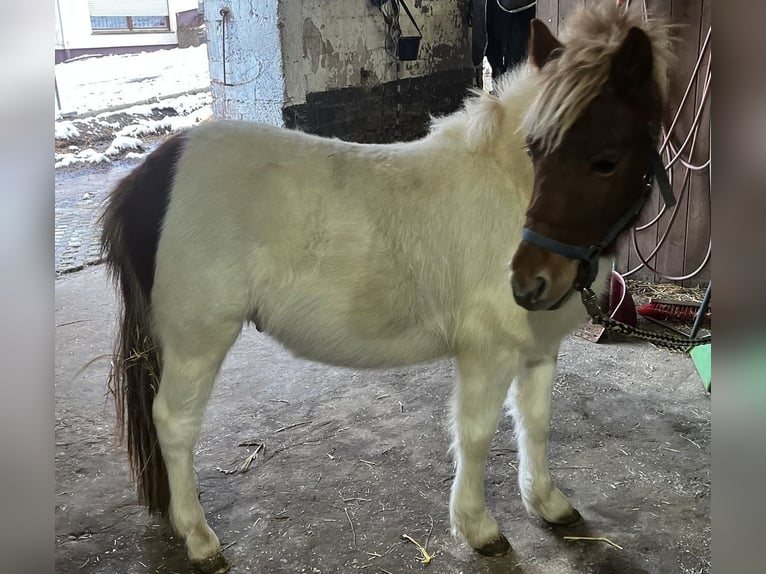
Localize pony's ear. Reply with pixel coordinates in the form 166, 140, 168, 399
529, 19, 563, 69
609, 27, 654, 97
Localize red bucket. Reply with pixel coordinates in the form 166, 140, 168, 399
608, 270, 637, 326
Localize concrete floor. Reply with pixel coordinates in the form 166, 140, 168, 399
55, 266, 710, 574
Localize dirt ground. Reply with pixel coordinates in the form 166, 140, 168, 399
55, 266, 710, 574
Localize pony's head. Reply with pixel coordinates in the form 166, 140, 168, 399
509, 4, 672, 311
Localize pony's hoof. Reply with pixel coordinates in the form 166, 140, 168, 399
193, 553, 230, 574
545, 508, 583, 527
474, 533, 511, 556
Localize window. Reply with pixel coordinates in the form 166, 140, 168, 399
90, 16, 129, 31
89, 1, 170, 33
131, 16, 170, 29
90, 15, 170, 32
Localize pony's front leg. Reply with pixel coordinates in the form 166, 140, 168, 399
450, 351, 514, 556
509, 353, 581, 525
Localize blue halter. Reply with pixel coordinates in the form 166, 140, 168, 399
521, 147, 676, 290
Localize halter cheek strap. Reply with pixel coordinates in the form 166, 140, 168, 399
649, 147, 676, 208
521, 147, 675, 291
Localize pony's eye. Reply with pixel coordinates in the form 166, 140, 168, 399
591, 159, 617, 175
525, 146, 533, 158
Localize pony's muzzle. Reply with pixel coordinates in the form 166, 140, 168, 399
510, 243, 580, 311
511, 275, 548, 310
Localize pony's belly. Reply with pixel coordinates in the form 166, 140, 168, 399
250, 250, 451, 369
265, 316, 448, 369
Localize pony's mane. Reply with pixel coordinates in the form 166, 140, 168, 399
511, 2, 673, 152
429, 65, 538, 153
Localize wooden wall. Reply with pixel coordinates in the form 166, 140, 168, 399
535, 0, 711, 285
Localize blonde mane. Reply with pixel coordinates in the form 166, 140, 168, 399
520, 2, 673, 151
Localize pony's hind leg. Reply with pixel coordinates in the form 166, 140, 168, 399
508, 353, 581, 525
152, 318, 242, 573
450, 351, 515, 556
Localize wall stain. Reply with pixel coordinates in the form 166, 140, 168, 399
274, 1, 468, 106
302, 18, 322, 74
430, 42, 458, 63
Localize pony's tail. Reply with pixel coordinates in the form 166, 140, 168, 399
99, 133, 187, 515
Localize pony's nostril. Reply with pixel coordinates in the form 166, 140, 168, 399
532, 277, 547, 301
511, 275, 548, 309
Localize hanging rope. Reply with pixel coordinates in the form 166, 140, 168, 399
619, 3, 711, 283
378, 0, 402, 60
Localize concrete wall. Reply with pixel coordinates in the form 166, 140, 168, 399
204, 0, 286, 125
279, 0, 471, 106
205, 0, 474, 142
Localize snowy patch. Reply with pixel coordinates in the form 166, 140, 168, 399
79, 149, 110, 165
113, 92, 211, 123
111, 94, 212, 140
116, 119, 173, 138
54, 154, 79, 168
169, 105, 212, 129
56, 45, 210, 116
55, 121, 80, 140
55, 149, 111, 169
165, 93, 210, 116
54, 46, 214, 169
105, 136, 144, 156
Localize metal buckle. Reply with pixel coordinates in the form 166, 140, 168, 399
580, 287, 604, 320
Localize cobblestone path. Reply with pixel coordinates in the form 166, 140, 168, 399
55, 163, 134, 273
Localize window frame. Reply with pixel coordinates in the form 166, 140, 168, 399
90, 15, 171, 34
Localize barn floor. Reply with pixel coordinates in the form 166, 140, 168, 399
55, 267, 710, 574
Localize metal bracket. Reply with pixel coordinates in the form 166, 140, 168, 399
220, 7, 231, 87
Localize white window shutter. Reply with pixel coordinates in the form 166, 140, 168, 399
88, 1, 170, 18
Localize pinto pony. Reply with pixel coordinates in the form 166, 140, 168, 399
101, 3, 671, 571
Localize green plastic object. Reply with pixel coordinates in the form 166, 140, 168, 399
689, 343, 711, 392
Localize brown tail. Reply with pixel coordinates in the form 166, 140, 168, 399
99, 133, 186, 514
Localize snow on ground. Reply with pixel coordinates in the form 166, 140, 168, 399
54, 46, 212, 169
54, 91, 212, 168
55, 149, 111, 169
111, 92, 213, 135
104, 135, 144, 156
55, 121, 80, 140
56, 45, 210, 116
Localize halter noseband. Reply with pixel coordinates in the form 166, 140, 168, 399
521, 146, 676, 291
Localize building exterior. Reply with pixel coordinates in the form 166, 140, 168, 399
55, 0, 202, 63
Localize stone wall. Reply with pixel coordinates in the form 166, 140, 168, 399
282, 68, 473, 143
204, 0, 474, 142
